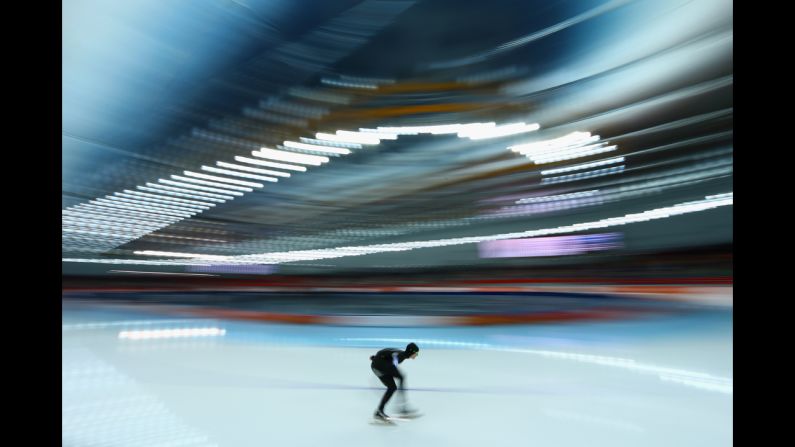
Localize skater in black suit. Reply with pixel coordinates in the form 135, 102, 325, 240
370, 342, 420, 422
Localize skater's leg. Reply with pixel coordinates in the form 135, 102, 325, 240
395, 375, 407, 409
393, 374, 419, 415
377, 376, 397, 413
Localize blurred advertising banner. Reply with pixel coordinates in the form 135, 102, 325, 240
478, 233, 623, 258
186, 264, 277, 275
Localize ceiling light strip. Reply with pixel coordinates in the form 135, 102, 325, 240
182, 171, 262, 188
105, 195, 203, 213
63, 222, 154, 235
234, 156, 307, 172
283, 141, 352, 155
65, 207, 177, 224
541, 157, 625, 176
92, 198, 195, 218
542, 165, 625, 184
116, 191, 214, 209
459, 122, 540, 140
216, 161, 290, 178
316, 132, 379, 145
63, 218, 161, 232
201, 166, 279, 182
252, 148, 329, 166
517, 190, 601, 204
83, 201, 189, 220
64, 207, 173, 223
170, 174, 253, 192
299, 137, 362, 149
159, 179, 245, 196
63, 215, 163, 229
141, 184, 232, 202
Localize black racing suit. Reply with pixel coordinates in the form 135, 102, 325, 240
370, 348, 409, 413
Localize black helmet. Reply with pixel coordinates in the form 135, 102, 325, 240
405, 342, 419, 355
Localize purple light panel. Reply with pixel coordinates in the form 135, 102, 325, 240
478, 233, 623, 258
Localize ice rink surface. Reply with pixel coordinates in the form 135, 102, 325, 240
63, 301, 732, 447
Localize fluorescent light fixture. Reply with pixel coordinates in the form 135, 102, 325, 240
65, 207, 176, 225
531, 144, 615, 163
215, 162, 290, 178
63, 224, 160, 239
517, 190, 600, 204
299, 137, 362, 149
510, 131, 599, 153
62, 214, 163, 229
459, 122, 540, 140
63, 222, 153, 235
171, 175, 254, 194
201, 166, 278, 182
182, 171, 262, 188
63, 222, 146, 235
316, 131, 380, 145
234, 156, 307, 172
541, 157, 625, 175
85, 200, 189, 219
171, 174, 254, 192
92, 198, 194, 218
283, 140, 352, 154
117, 191, 214, 208
540, 165, 625, 185
61, 218, 171, 238
159, 179, 244, 196
141, 184, 233, 201
252, 148, 329, 166
64, 206, 169, 221
105, 195, 200, 213
508, 131, 618, 165
63, 228, 140, 239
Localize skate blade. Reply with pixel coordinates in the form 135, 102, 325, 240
370, 419, 397, 426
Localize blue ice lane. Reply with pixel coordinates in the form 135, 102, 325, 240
63, 299, 730, 351
219, 309, 731, 350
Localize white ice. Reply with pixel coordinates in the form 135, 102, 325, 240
63, 304, 732, 447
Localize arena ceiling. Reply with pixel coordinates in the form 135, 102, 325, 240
62, 0, 732, 275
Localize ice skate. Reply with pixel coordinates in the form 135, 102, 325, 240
371, 409, 396, 425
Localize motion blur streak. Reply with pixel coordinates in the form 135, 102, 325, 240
67, 193, 730, 266
63, 0, 732, 446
